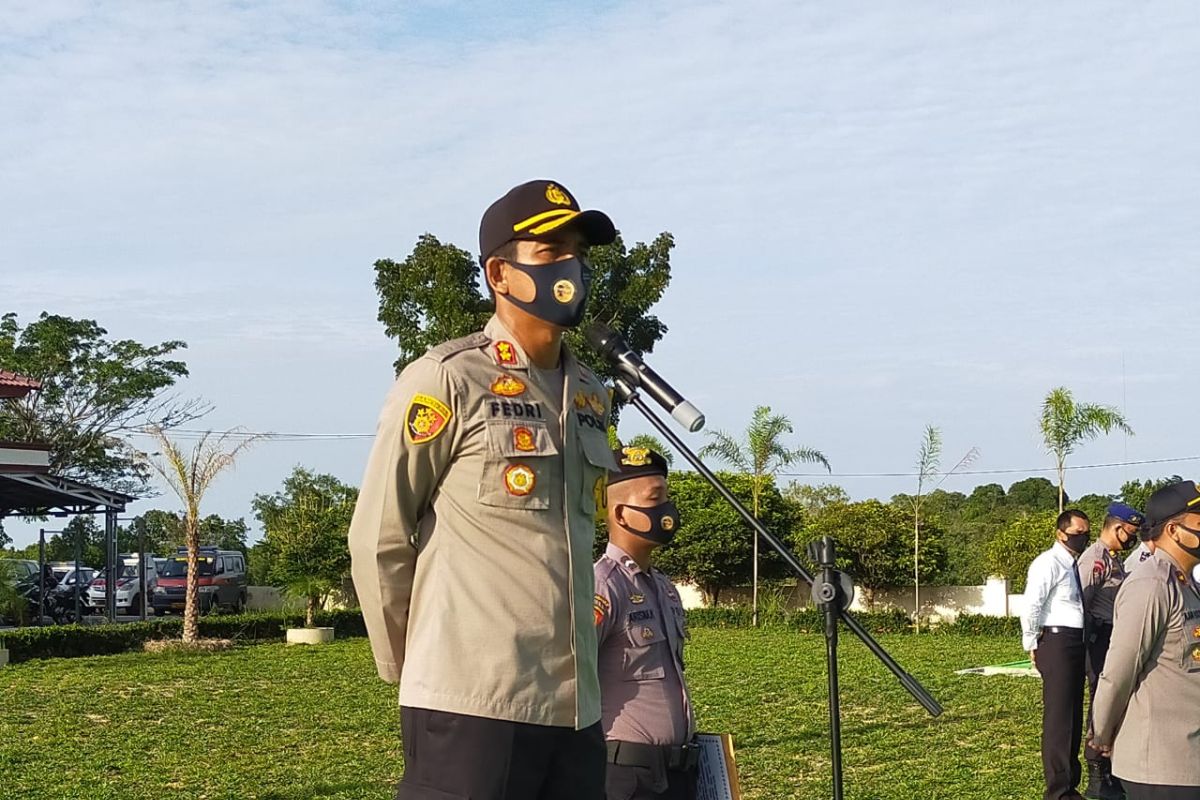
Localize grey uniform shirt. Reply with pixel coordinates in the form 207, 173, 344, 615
1078, 539, 1128, 625
348, 315, 619, 729
594, 543, 696, 746
1092, 551, 1200, 786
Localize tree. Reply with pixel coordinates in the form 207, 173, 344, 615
700, 406, 829, 625
1040, 387, 1133, 512
1119, 476, 1181, 513
0, 312, 203, 495
142, 428, 257, 642
784, 483, 849, 515
374, 232, 675, 388
252, 467, 357, 627
115, 510, 248, 555
795, 500, 946, 607
906, 425, 979, 630
654, 471, 800, 605
985, 510, 1057, 593
1005, 477, 1060, 512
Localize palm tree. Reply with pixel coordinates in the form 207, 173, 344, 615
908, 425, 978, 631
142, 427, 259, 642
1040, 388, 1133, 512
700, 406, 829, 626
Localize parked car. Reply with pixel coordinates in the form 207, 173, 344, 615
55, 567, 97, 589
1, 559, 39, 587
153, 548, 247, 615
86, 556, 157, 616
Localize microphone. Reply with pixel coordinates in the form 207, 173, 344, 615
585, 322, 705, 432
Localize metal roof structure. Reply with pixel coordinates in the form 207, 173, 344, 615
0, 472, 134, 518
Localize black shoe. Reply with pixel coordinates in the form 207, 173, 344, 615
1098, 774, 1125, 800
1083, 762, 1105, 800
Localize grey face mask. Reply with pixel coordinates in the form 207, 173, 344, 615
503, 256, 592, 328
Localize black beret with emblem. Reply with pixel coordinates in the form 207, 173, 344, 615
479, 179, 616, 261
607, 446, 669, 487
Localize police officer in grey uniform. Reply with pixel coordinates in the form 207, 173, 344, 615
349, 179, 620, 800
594, 446, 698, 800
1092, 481, 1200, 800
1078, 503, 1144, 800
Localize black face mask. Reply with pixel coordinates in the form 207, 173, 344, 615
616, 501, 680, 546
1063, 532, 1090, 555
1116, 528, 1138, 551
1171, 523, 1200, 560
503, 256, 591, 328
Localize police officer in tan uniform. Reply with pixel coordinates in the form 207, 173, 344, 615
1078, 502, 1144, 800
1092, 481, 1200, 800
349, 179, 620, 800
594, 446, 698, 800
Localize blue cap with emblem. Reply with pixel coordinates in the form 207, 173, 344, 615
1106, 502, 1144, 526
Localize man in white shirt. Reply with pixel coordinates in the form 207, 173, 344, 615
1023, 509, 1092, 800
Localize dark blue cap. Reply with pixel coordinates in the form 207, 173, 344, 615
1106, 502, 1145, 526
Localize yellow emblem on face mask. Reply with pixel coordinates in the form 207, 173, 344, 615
553, 280, 576, 304
545, 184, 571, 206
662, 515, 676, 531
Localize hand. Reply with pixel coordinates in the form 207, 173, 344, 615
1030, 649, 1037, 668
1086, 732, 1112, 758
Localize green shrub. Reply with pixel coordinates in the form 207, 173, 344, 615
935, 613, 1023, 637
2, 608, 367, 663
685, 605, 914, 634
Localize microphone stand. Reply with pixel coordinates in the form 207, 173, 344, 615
611, 377, 943, 800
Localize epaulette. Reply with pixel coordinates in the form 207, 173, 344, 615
425, 332, 489, 363
594, 555, 621, 582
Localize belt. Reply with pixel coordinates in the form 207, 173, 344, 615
1046, 626, 1083, 634
606, 740, 700, 772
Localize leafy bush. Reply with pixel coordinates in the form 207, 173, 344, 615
935, 613, 1023, 637
686, 605, 914, 634
2, 609, 367, 663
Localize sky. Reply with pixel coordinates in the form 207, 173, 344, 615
3, 1, 1200, 549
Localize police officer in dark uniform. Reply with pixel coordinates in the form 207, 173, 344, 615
1079, 503, 1144, 800
594, 446, 698, 800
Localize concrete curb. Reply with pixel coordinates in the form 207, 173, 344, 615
286, 627, 334, 645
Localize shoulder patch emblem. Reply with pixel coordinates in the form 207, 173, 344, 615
504, 463, 536, 496
491, 374, 526, 397
494, 341, 519, 367
513, 426, 536, 452
405, 394, 452, 444
594, 593, 610, 626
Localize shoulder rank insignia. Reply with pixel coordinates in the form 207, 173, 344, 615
494, 341, 519, 367
503, 463, 536, 496
630, 593, 645, 605
491, 374, 526, 397
573, 390, 589, 410
513, 426, 536, 452
587, 392, 604, 416
406, 394, 452, 444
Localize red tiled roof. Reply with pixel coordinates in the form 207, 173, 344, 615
0, 370, 41, 398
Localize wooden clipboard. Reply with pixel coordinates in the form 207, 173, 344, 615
694, 732, 742, 800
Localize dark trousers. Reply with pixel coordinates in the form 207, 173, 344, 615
397, 706, 605, 800
606, 762, 698, 800
1122, 782, 1200, 800
1085, 621, 1114, 766
1036, 627, 1086, 800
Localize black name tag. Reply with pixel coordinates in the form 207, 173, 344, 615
489, 400, 544, 419
628, 609, 655, 622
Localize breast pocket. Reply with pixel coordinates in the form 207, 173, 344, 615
578, 430, 619, 518
622, 624, 668, 681
478, 420, 559, 510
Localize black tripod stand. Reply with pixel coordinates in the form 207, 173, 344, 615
611, 377, 943, 800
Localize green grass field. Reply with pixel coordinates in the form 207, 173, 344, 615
0, 630, 1043, 800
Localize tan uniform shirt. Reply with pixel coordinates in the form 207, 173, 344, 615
1079, 539, 1127, 625
1093, 551, 1200, 786
594, 543, 696, 746
349, 316, 618, 729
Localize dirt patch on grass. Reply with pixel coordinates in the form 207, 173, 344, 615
143, 638, 235, 654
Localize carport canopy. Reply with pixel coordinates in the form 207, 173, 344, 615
0, 472, 133, 518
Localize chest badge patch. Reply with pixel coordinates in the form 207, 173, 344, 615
494, 341, 519, 367
513, 426, 537, 452
503, 464, 536, 496
641, 627, 654, 640
405, 394, 452, 444
630, 593, 645, 605
491, 375, 526, 397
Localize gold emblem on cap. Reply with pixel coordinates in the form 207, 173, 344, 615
552, 279, 576, 304
545, 183, 571, 206
621, 447, 650, 467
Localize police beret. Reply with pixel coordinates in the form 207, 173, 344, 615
1144, 480, 1200, 529
607, 446, 669, 486
479, 179, 616, 261
1106, 502, 1144, 526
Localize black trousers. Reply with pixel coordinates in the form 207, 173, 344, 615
1122, 782, 1200, 800
1084, 621, 1114, 766
606, 762, 698, 800
1036, 627, 1086, 800
397, 706, 605, 800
